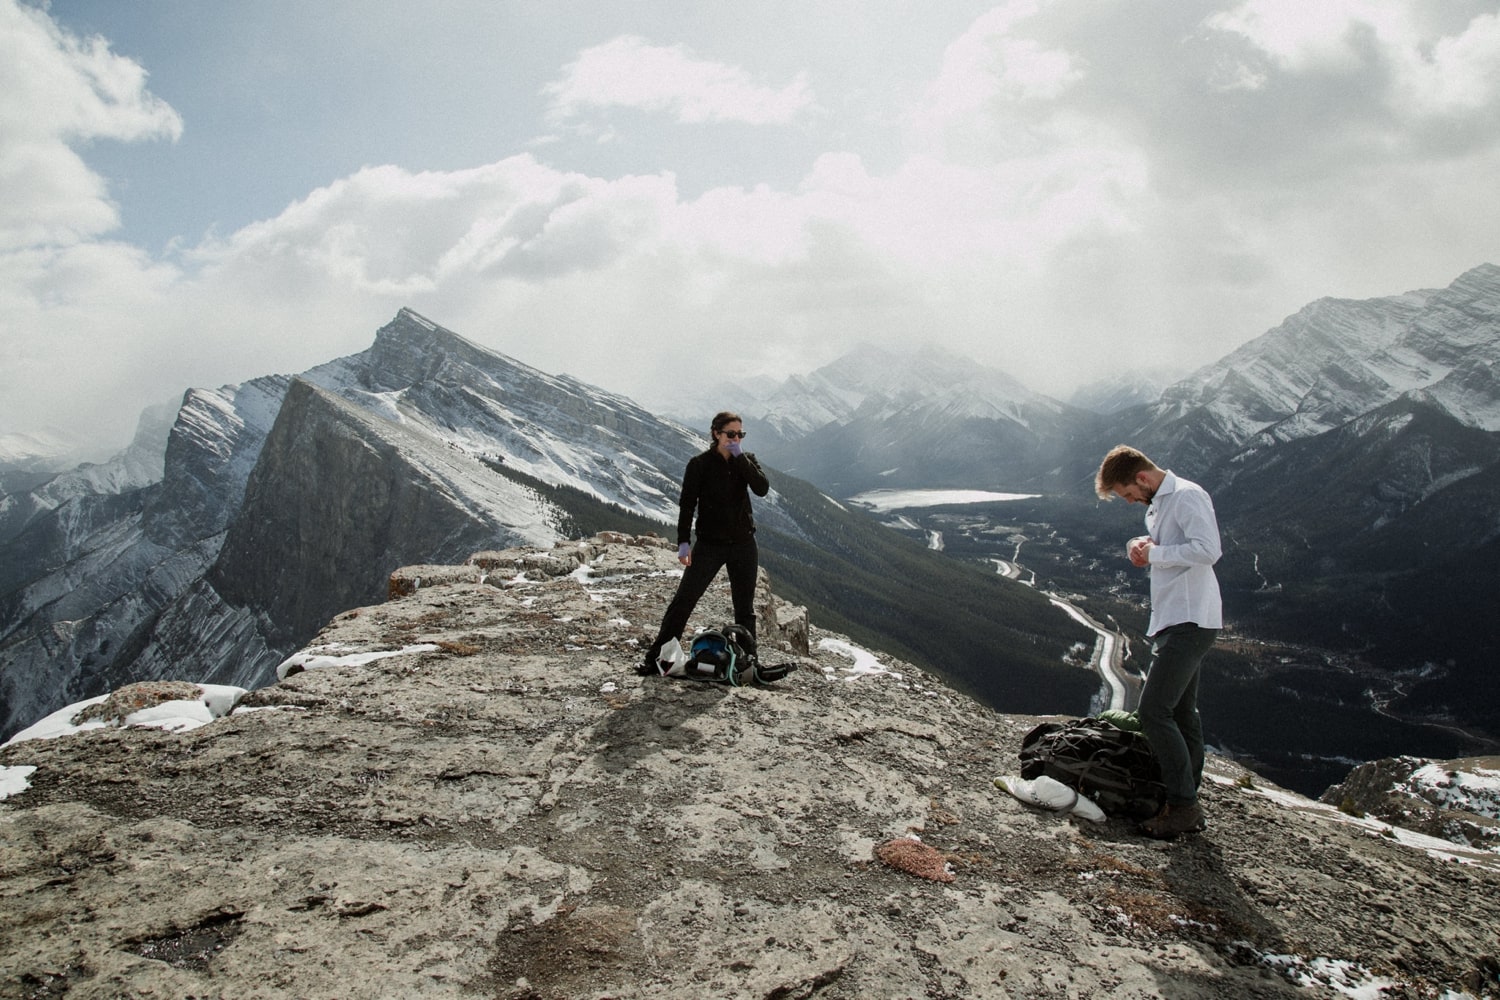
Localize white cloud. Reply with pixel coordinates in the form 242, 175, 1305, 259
1207, 0, 1391, 74
544, 35, 814, 126
188, 158, 687, 293
1401, 11, 1500, 116
923, 0, 1081, 126
3, 1, 1499, 456
0, 0, 181, 251
1207, 1, 1500, 117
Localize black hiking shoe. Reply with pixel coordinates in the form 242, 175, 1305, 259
1139, 801, 1206, 840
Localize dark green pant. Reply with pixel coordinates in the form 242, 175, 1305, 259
1139, 623, 1217, 806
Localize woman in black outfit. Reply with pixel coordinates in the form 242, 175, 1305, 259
642, 411, 770, 673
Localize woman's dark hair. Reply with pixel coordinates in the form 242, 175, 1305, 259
710, 411, 743, 439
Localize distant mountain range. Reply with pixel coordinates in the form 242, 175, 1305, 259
5, 264, 1498, 777
0, 310, 1091, 742
711, 263, 1500, 749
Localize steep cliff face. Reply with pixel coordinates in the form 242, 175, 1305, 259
0, 376, 291, 739
3, 536, 1497, 1000
0, 309, 705, 740
210, 378, 565, 652
141, 376, 291, 548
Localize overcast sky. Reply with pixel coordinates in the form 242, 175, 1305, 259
5, 0, 1500, 457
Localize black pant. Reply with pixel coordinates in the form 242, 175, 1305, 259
647, 539, 758, 662
1139, 622, 1217, 805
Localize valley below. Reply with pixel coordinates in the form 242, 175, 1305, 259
849, 490, 1495, 798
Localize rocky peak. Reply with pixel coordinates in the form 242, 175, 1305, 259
357, 308, 546, 392
210, 377, 565, 650
143, 374, 291, 546
3, 534, 1497, 999
1140, 262, 1500, 464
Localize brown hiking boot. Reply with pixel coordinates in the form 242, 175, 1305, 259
1139, 801, 1206, 840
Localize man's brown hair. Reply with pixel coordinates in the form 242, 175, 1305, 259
1095, 445, 1159, 499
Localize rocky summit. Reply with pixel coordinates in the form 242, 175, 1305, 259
2, 535, 1497, 1000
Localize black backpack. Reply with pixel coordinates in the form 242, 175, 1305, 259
679, 625, 793, 685
1018, 717, 1165, 819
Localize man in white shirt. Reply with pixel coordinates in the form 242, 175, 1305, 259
1096, 445, 1223, 839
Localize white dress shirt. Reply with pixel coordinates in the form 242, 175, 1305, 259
1145, 471, 1223, 636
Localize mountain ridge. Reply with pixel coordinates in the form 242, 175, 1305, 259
6, 265, 1500, 787
0, 311, 1094, 744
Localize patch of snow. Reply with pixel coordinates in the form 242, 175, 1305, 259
817, 637, 900, 681
3, 683, 250, 745
121, 699, 217, 734
0, 765, 38, 800
1207, 773, 1500, 868
1254, 953, 1398, 998
3, 696, 110, 745
1409, 762, 1500, 820
276, 643, 441, 681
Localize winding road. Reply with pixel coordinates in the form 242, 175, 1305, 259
988, 552, 1137, 714
1047, 598, 1137, 714
940, 520, 1139, 714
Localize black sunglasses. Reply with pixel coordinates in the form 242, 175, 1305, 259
720, 430, 747, 439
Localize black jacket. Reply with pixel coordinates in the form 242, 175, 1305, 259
676, 449, 770, 546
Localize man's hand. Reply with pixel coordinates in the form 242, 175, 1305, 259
678, 542, 692, 566
1128, 536, 1152, 568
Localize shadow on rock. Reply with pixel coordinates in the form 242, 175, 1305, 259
594, 679, 729, 774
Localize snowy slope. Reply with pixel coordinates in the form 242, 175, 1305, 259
750, 343, 1062, 442
1145, 263, 1500, 456
0, 308, 705, 740
302, 308, 696, 519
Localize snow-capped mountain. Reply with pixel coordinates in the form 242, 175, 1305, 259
669, 343, 1067, 451
0, 429, 80, 472
2, 308, 1089, 742
1135, 263, 1500, 472
756, 264, 1500, 761
0, 309, 707, 738
757, 345, 1089, 492
9, 265, 1500, 765
299, 309, 696, 517
0, 402, 176, 542
1067, 368, 1184, 415
657, 373, 783, 437
777, 343, 1055, 437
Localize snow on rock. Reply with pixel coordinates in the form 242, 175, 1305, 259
1410, 760, 1500, 821
0, 765, 36, 800
3, 681, 248, 745
276, 643, 443, 681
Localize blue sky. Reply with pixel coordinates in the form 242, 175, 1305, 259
5, 0, 1500, 456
